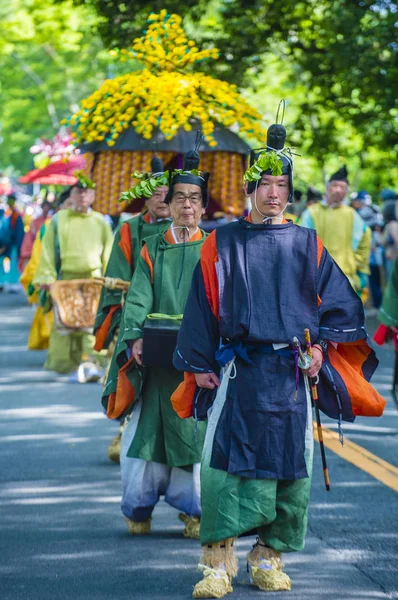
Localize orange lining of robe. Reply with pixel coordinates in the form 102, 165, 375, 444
94, 305, 119, 352
118, 222, 133, 264
107, 356, 136, 419
329, 342, 386, 417
141, 244, 154, 283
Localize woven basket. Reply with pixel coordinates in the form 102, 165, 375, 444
50, 279, 101, 334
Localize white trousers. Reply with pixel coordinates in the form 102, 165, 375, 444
120, 400, 201, 522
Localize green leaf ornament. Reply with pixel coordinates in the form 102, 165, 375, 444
243, 151, 283, 183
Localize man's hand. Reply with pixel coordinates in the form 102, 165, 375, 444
303, 346, 323, 379
132, 338, 143, 366
39, 283, 52, 290
195, 372, 220, 389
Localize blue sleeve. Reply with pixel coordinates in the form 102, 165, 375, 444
173, 262, 220, 374
318, 248, 367, 343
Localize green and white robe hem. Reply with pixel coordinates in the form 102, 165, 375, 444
200, 359, 314, 550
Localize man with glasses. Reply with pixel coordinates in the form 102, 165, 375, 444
94, 157, 171, 354
94, 157, 171, 462
101, 147, 209, 538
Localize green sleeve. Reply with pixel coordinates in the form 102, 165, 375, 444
104, 227, 132, 282
120, 253, 154, 343
33, 219, 57, 285
355, 225, 371, 275
94, 225, 132, 339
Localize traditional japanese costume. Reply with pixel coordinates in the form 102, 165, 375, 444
94, 157, 171, 352
20, 220, 53, 350
33, 177, 113, 375
171, 123, 385, 598
101, 144, 209, 537
300, 166, 371, 293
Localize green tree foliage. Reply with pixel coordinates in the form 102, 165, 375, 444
0, 0, 112, 174
0, 0, 396, 194
69, 0, 397, 189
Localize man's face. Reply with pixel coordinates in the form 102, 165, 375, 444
170, 183, 205, 228
145, 186, 170, 220
246, 174, 290, 219
70, 187, 95, 211
327, 180, 348, 206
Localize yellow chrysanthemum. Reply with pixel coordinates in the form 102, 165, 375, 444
67, 11, 266, 147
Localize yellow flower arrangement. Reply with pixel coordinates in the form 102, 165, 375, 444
65, 11, 266, 147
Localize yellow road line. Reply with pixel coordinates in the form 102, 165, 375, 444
314, 424, 398, 493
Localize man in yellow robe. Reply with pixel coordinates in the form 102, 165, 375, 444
300, 166, 371, 295
33, 179, 113, 380
20, 219, 53, 350
20, 191, 74, 350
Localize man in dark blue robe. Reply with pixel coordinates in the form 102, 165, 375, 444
172, 123, 385, 598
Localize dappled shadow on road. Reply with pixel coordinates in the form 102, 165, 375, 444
309, 462, 398, 597
0, 404, 106, 428
1, 295, 397, 599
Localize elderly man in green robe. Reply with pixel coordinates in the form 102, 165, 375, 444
34, 175, 113, 381
94, 157, 171, 352
94, 157, 171, 461
101, 146, 209, 538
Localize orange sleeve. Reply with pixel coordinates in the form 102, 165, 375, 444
106, 356, 136, 419
94, 305, 119, 352
140, 243, 154, 284
171, 372, 197, 419
329, 341, 386, 417
200, 231, 219, 319
118, 222, 133, 264
316, 236, 324, 268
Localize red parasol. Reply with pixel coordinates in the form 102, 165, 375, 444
19, 169, 41, 184
25, 174, 78, 185
35, 155, 86, 178
19, 155, 86, 185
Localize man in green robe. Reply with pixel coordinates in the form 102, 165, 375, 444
102, 147, 209, 538
94, 157, 171, 462
94, 157, 171, 352
33, 177, 113, 380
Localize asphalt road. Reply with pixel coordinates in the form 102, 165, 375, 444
0, 291, 397, 600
